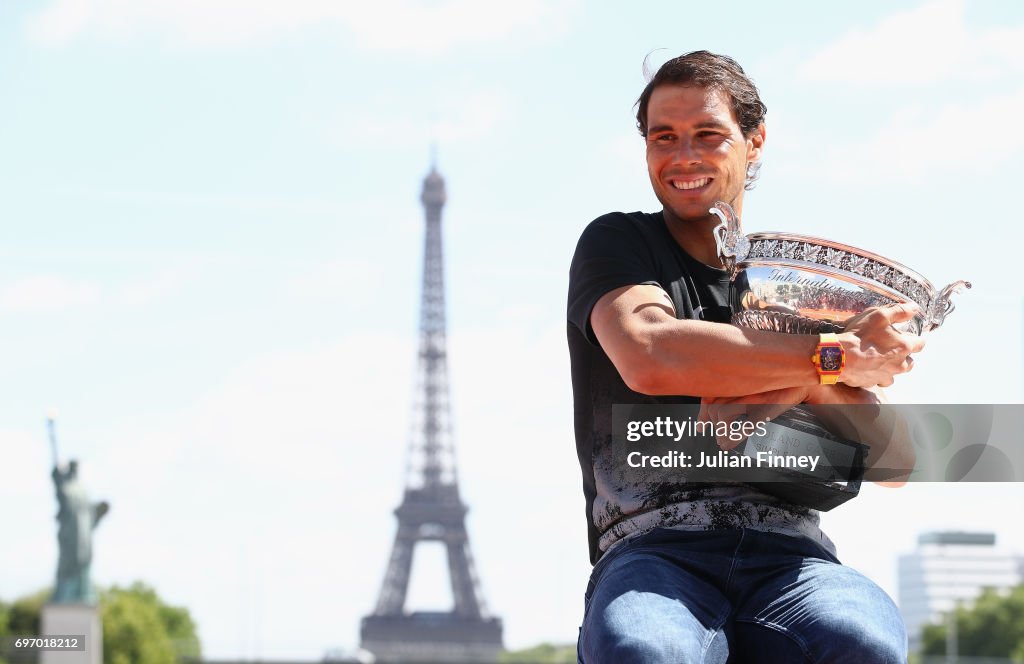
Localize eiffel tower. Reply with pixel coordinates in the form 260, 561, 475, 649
360, 164, 503, 664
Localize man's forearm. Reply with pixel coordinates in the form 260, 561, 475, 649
631, 319, 821, 397
593, 285, 920, 397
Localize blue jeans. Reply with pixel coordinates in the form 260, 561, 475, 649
578, 528, 907, 663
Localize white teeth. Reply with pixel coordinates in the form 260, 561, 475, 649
673, 178, 709, 190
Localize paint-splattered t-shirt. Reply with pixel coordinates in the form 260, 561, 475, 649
567, 211, 836, 564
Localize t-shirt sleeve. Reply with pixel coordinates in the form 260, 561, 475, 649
567, 213, 661, 345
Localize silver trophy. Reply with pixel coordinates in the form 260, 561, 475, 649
707, 201, 970, 509
710, 201, 970, 335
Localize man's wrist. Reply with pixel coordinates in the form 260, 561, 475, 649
811, 332, 845, 384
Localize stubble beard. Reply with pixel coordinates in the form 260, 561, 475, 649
659, 183, 745, 229
658, 191, 720, 228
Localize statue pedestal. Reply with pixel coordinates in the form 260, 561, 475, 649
40, 603, 102, 664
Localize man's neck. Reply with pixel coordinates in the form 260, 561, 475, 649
663, 207, 737, 268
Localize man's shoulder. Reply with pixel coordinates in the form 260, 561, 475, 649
585, 210, 661, 231
575, 210, 664, 248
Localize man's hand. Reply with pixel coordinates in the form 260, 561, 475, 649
700, 385, 913, 484
699, 386, 812, 450
697, 384, 854, 450
838, 303, 926, 388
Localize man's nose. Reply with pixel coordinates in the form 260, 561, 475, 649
670, 137, 702, 165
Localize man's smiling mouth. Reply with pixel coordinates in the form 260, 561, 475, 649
671, 177, 711, 190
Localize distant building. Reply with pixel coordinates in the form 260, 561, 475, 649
898, 531, 1024, 654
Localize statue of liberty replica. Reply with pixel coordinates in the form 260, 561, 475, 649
42, 413, 108, 664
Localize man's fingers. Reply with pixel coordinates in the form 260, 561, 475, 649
900, 356, 914, 374
749, 402, 799, 423
879, 302, 920, 324
702, 389, 810, 446
702, 388, 807, 423
741, 388, 803, 423
700, 401, 733, 427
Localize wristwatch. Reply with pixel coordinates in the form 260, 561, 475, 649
811, 333, 845, 384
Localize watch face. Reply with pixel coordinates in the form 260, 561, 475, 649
820, 346, 843, 372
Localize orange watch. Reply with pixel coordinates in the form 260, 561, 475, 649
811, 333, 845, 385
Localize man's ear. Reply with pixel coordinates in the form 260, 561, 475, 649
747, 123, 766, 163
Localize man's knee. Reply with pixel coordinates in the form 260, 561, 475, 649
822, 614, 907, 664
809, 628, 906, 664
805, 609, 907, 664
580, 627, 706, 664
825, 585, 907, 663
762, 561, 908, 663
580, 593, 716, 664
735, 618, 906, 664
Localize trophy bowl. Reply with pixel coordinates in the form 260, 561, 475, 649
706, 201, 970, 510
710, 202, 970, 335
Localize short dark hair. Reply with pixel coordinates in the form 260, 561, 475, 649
635, 50, 766, 138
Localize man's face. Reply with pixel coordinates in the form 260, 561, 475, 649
645, 85, 763, 222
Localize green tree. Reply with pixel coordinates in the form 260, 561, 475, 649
0, 589, 48, 664
921, 584, 1024, 658
0, 583, 199, 664
0, 598, 8, 664
101, 582, 201, 664
5, 589, 48, 637
499, 642, 577, 663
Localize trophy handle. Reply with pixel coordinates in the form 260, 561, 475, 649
709, 201, 749, 281
925, 280, 972, 331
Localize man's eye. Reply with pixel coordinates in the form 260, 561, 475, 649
699, 132, 726, 142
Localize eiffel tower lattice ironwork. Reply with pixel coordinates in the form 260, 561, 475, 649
360, 165, 503, 664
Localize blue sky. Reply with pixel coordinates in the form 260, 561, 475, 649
2, 0, 1023, 659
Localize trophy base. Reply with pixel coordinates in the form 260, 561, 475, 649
734, 407, 867, 512
746, 478, 858, 512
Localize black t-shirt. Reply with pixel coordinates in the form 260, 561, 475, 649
567, 211, 831, 564
568, 210, 736, 339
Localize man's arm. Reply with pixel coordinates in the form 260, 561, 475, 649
591, 284, 924, 397
700, 384, 915, 486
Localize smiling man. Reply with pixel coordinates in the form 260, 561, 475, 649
567, 51, 921, 663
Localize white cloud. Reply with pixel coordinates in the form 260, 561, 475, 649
25, 0, 579, 53
770, 1, 1024, 185
802, 87, 1024, 183
330, 88, 513, 149
53, 185, 349, 217
800, 0, 1024, 86
0, 266, 197, 312
109, 265, 199, 307
431, 91, 512, 144
0, 275, 101, 312
0, 426, 55, 596
283, 258, 384, 302
602, 132, 645, 169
